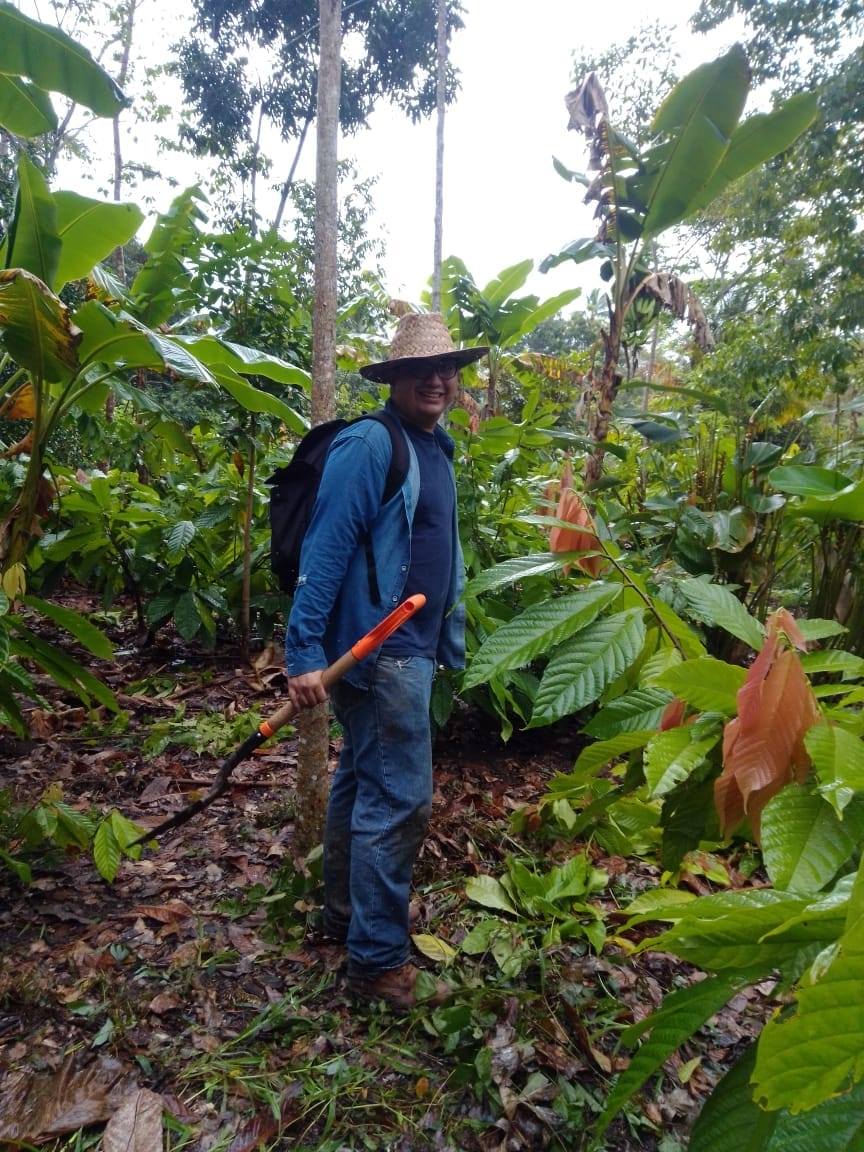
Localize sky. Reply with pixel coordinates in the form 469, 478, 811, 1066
351, 0, 734, 302
50, 0, 740, 307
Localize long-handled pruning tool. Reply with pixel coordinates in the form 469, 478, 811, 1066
132, 594, 427, 846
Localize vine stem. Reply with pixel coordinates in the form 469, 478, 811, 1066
594, 537, 686, 658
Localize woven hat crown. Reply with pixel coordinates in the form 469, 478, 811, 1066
389, 313, 459, 359
359, 312, 488, 382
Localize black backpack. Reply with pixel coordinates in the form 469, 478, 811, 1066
266, 409, 409, 597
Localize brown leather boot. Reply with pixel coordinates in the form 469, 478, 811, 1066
347, 963, 451, 1012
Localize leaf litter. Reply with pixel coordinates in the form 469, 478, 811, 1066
0, 599, 778, 1150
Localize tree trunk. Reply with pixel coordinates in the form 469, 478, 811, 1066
431, 0, 446, 311
239, 423, 256, 663
294, 0, 342, 858
111, 0, 138, 282
584, 313, 622, 488
273, 112, 314, 233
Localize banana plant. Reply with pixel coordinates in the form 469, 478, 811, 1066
0, 0, 125, 138
543, 45, 819, 485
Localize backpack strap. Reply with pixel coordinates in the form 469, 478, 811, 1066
353, 410, 410, 606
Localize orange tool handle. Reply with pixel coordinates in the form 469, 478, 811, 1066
257, 594, 427, 739
351, 593, 426, 660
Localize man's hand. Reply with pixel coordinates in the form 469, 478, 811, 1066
288, 670, 329, 712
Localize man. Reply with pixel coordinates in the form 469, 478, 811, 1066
286, 312, 487, 1011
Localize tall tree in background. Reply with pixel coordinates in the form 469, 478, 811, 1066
175, 0, 464, 231
431, 0, 447, 309
293, 0, 342, 856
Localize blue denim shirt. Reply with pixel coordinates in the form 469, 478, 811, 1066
285, 413, 466, 688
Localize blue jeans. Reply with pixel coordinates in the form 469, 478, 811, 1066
323, 654, 435, 976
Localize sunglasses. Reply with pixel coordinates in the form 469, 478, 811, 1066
407, 359, 460, 383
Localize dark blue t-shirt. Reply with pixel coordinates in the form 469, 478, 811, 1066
382, 419, 454, 657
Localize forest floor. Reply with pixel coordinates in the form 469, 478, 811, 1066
0, 604, 776, 1151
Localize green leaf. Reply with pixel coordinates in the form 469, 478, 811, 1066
573, 730, 654, 777
53, 801, 93, 849
93, 818, 120, 882
75, 301, 214, 383
7, 622, 116, 711
480, 259, 533, 307
800, 650, 864, 678
6, 153, 60, 285
807, 723, 864, 815
690, 1043, 779, 1152
208, 363, 307, 433
52, 192, 143, 291
641, 46, 750, 237
761, 786, 858, 894
465, 875, 517, 915
179, 334, 311, 390
173, 591, 202, 642
689, 90, 819, 216
583, 687, 674, 738
643, 889, 845, 971
506, 289, 582, 343
0, 75, 56, 137
21, 595, 113, 660
655, 656, 746, 715
465, 553, 581, 598
540, 237, 615, 273
753, 912, 864, 1113
651, 596, 707, 658
0, 1, 124, 116
530, 609, 646, 726
644, 727, 720, 798
552, 156, 589, 185
621, 888, 696, 918
769, 465, 852, 497
661, 772, 719, 872
108, 809, 143, 857
678, 578, 764, 651
460, 916, 509, 954
130, 187, 206, 327
797, 619, 848, 642
0, 847, 31, 884
597, 973, 742, 1135
766, 1079, 864, 1151
797, 480, 864, 523
463, 584, 621, 690
165, 520, 196, 555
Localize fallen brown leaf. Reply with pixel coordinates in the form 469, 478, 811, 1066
0, 1055, 135, 1143
102, 1088, 164, 1152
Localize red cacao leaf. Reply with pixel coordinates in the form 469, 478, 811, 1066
550, 488, 606, 578
659, 698, 687, 731
716, 613, 820, 840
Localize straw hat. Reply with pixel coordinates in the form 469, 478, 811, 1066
359, 312, 489, 384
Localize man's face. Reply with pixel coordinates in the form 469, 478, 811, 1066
388, 359, 460, 430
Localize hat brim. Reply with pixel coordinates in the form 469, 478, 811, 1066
359, 346, 489, 384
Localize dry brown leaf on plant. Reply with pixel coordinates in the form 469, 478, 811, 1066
0, 382, 36, 420
715, 608, 819, 840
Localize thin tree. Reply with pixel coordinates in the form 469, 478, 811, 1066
293, 0, 342, 857
431, 0, 446, 310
